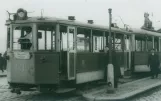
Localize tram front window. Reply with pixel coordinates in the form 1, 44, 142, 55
37, 25, 55, 50
13, 26, 33, 50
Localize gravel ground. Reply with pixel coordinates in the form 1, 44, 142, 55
0, 74, 160, 101
130, 86, 161, 101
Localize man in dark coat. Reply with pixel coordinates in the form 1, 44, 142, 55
148, 49, 160, 79
3, 51, 7, 70
0, 53, 4, 72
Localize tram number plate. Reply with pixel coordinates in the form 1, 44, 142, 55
14, 52, 30, 59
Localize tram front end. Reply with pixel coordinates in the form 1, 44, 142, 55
7, 51, 60, 91
6, 9, 60, 93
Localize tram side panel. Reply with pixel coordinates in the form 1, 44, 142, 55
34, 52, 60, 84
133, 52, 150, 72
60, 51, 67, 80
7, 52, 35, 84
76, 52, 106, 84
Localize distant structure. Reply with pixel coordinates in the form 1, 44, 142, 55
157, 28, 161, 33
141, 12, 154, 31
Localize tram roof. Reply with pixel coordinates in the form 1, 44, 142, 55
6, 16, 132, 35
132, 28, 161, 37
6, 16, 161, 37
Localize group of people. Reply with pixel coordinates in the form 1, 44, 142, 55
0, 52, 7, 73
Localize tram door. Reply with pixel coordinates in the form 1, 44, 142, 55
67, 26, 76, 80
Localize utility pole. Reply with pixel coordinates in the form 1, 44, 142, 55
107, 8, 114, 93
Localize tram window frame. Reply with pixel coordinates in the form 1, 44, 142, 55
147, 36, 153, 52
60, 25, 68, 51
154, 37, 159, 52
124, 35, 131, 51
7, 26, 10, 49
77, 27, 90, 52
114, 33, 123, 51
37, 24, 56, 51
135, 35, 147, 52
12, 24, 33, 51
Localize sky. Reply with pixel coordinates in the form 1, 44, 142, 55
0, 0, 161, 52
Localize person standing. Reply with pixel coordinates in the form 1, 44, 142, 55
0, 53, 4, 72
148, 49, 160, 79
18, 27, 32, 49
3, 51, 7, 70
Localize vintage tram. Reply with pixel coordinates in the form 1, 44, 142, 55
5, 8, 161, 93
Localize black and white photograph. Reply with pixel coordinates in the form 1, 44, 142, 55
0, 0, 161, 101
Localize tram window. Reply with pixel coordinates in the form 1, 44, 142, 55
142, 41, 145, 51
115, 34, 122, 51
147, 37, 153, 51
92, 30, 104, 52
135, 40, 142, 51
61, 32, 67, 51
69, 29, 74, 50
37, 25, 55, 50
77, 28, 90, 52
46, 31, 52, 50
124, 35, 130, 51
154, 38, 159, 52
135, 36, 147, 51
147, 41, 153, 51
93, 36, 104, 52
38, 30, 45, 50
60, 25, 67, 51
154, 41, 158, 51
13, 26, 33, 50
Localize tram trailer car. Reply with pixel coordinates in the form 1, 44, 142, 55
131, 29, 161, 73
5, 8, 161, 93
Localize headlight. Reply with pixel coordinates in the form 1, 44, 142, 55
18, 12, 25, 18
16, 8, 27, 20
